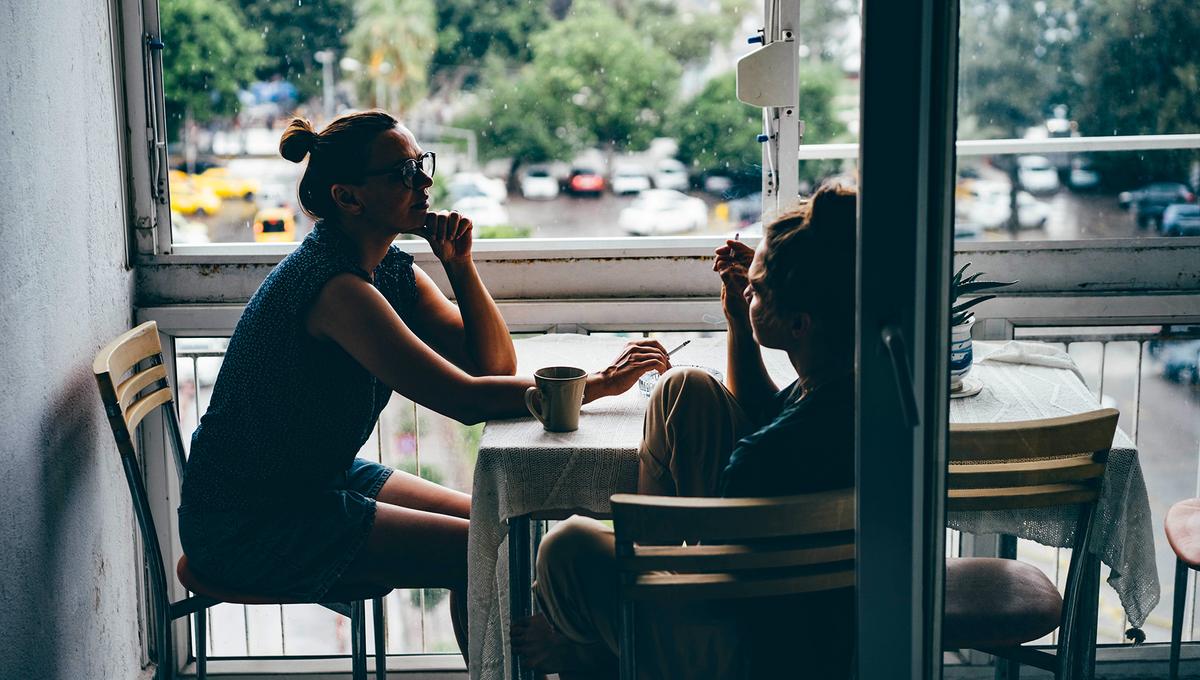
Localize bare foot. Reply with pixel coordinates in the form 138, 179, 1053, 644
511, 613, 615, 674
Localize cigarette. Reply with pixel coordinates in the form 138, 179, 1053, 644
666, 339, 691, 357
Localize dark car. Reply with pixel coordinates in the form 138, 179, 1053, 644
1119, 182, 1195, 229
1162, 204, 1200, 236
565, 167, 604, 197
1160, 340, 1200, 384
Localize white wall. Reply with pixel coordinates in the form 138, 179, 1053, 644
0, 1, 142, 678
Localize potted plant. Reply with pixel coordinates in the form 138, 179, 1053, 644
950, 263, 1017, 391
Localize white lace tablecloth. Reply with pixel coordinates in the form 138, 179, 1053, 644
466, 336, 1159, 679
947, 340, 1158, 629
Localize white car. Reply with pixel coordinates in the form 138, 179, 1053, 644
1016, 155, 1060, 194
610, 165, 651, 195
967, 190, 1051, 231
448, 172, 508, 203
519, 167, 559, 199
452, 195, 510, 228
651, 159, 689, 191
619, 189, 708, 235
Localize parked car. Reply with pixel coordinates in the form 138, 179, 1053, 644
1068, 157, 1101, 191
702, 175, 734, 195
727, 192, 763, 227
169, 181, 223, 216
194, 167, 260, 200
565, 167, 605, 196
448, 172, 507, 203
962, 185, 1050, 231
519, 166, 559, 200
1159, 340, 1200, 384
252, 206, 296, 243
619, 189, 708, 235
170, 210, 210, 244
1120, 182, 1195, 229
1162, 203, 1200, 236
451, 195, 510, 228
1016, 155, 1060, 194
651, 159, 689, 191
610, 164, 651, 195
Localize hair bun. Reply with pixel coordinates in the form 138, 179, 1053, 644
279, 118, 318, 163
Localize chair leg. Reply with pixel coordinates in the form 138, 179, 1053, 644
1172, 557, 1189, 680
351, 600, 367, 680
373, 597, 387, 680
195, 607, 207, 680
993, 656, 1019, 680
619, 599, 636, 680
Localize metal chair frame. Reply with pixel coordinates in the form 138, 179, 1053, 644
94, 321, 387, 680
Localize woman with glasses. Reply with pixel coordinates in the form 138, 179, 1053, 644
177, 110, 670, 659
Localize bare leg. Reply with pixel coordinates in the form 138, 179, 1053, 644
375, 468, 471, 519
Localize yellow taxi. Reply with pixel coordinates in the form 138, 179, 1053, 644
169, 180, 223, 216
252, 207, 296, 243
195, 167, 260, 200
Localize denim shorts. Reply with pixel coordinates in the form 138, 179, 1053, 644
178, 457, 393, 601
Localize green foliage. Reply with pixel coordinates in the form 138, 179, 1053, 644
477, 224, 534, 239
617, 0, 748, 66
160, 0, 265, 140
347, 0, 437, 113
234, 0, 355, 102
1072, 0, 1200, 187
950, 263, 1017, 327
463, 0, 681, 167
395, 458, 444, 486
672, 65, 840, 184
432, 0, 552, 81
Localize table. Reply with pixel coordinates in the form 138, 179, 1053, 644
465, 335, 1159, 680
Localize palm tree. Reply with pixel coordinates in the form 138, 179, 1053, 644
347, 0, 436, 113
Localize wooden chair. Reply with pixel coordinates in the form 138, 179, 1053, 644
1164, 497, 1200, 679
943, 408, 1119, 680
93, 321, 390, 680
611, 488, 856, 680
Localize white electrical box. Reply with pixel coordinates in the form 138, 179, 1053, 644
736, 39, 798, 108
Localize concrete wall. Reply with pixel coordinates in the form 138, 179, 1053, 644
0, 1, 142, 678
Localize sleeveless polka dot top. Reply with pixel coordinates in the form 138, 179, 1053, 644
181, 222, 417, 510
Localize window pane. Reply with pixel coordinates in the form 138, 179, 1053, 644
159, 0, 869, 245
955, 0, 1200, 243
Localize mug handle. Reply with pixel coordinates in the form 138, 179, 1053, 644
525, 386, 546, 425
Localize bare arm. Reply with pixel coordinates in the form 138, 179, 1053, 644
714, 240, 778, 414
307, 274, 669, 424
414, 211, 517, 375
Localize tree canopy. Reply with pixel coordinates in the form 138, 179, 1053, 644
160, 0, 265, 140
234, 0, 355, 102
346, 0, 437, 113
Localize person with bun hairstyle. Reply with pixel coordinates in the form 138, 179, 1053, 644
177, 111, 670, 659
512, 184, 858, 679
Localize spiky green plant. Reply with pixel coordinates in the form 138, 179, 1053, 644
952, 263, 1017, 327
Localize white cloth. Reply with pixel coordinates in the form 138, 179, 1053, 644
466, 336, 1159, 679
949, 340, 1158, 629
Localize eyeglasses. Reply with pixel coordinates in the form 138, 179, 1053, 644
363, 151, 436, 188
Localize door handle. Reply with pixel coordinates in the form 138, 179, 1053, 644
881, 325, 920, 428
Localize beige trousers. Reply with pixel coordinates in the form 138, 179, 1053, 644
534, 368, 755, 679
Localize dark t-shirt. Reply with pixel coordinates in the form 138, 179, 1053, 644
718, 374, 855, 498
715, 372, 856, 678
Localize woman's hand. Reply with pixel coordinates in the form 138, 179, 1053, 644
584, 340, 671, 402
423, 210, 473, 264
713, 239, 754, 324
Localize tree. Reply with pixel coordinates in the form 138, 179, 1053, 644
614, 0, 749, 67
160, 0, 265, 141
1073, 0, 1200, 188
346, 0, 437, 113
431, 0, 552, 89
527, 0, 680, 153
234, 0, 355, 102
671, 66, 840, 188
461, 0, 680, 180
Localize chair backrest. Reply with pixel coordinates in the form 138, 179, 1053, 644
93, 321, 190, 641
946, 408, 1119, 512
611, 488, 855, 602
